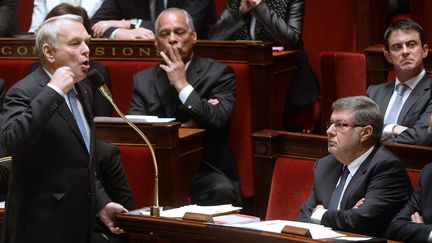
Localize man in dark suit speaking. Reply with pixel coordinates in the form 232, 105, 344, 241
298, 96, 412, 237
0, 14, 127, 243
367, 19, 432, 146
128, 8, 240, 206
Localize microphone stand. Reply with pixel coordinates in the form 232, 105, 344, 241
98, 85, 161, 216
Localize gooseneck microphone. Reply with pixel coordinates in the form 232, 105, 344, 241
88, 69, 161, 216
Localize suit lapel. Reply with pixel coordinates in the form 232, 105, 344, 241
186, 56, 203, 87
378, 82, 395, 113
339, 145, 378, 209
397, 74, 431, 124
153, 67, 176, 116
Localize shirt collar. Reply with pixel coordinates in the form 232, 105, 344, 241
395, 69, 425, 91
346, 146, 375, 176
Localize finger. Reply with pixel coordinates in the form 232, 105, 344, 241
171, 45, 182, 63
166, 45, 177, 63
160, 51, 172, 65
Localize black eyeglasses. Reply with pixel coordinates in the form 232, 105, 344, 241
326, 120, 366, 131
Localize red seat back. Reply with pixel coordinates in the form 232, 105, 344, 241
118, 145, 154, 208
320, 51, 366, 131
407, 169, 421, 190
266, 157, 314, 220
228, 63, 253, 198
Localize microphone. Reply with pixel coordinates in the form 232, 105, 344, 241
88, 70, 161, 216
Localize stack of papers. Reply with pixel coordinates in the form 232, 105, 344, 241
94, 115, 175, 123
228, 220, 345, 240
138, 204, 242, 218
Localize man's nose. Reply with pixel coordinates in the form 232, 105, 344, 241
168, 32, 177, 44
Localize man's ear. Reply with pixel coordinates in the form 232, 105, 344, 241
360, 125, 373, 142
43, 44, 55, 64
383, 49, 393, 64
192, 31, 197, 44
422, 44, 428, 58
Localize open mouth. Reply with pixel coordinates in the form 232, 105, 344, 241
81, 60, 90, 70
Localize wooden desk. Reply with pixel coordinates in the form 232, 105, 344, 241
115, 213, 388, 243
95, 120, 204, 207
252, 130, 432, 219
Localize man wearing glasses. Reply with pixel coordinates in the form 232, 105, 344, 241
367, 19, 432, 146
298, 96, 412, 237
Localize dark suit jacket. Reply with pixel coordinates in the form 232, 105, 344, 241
387, 163, 432, 242
128, 56, 238, 180
209, 0, 319, 122
367, 73, 432, 146
0, 67, 111, 243
0, 0, 18, 37
90, 0, 216, 39
298, 144, 412, 237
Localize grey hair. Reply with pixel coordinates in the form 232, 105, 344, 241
154, 7, 195, 34
332, 96, 383, 142
35, 14, 83, 61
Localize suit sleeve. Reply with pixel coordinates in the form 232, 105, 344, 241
321, 158, 411, 235
95, 140, 136, 211
90, 0, 123, 38
210, 0, 303, 48
251, 0, 303, 48
392, 97, 432, 146
0, 0, 18, 36
387, 166, 432, 242
1, 85, 65, 155
183, 63, 236, 130
208, 1, 249, 40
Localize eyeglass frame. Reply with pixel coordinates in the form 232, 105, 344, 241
326, 120, 367, 131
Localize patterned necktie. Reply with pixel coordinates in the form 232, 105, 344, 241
384, 83, 409, 125
68, 90, 90, 152
328, 166, 349, 210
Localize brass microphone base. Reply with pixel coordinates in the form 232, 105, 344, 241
150, 206, 161, 217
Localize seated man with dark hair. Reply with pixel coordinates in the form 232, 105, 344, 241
298, 96, 412, 237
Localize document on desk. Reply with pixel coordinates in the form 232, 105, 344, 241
94, 115, 175, 123
228, 220, 345, 240
138, 204, 242, 218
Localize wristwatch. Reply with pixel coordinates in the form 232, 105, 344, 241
130, 18, 140, 29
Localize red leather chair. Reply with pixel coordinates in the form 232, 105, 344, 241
319, 51, 366, 132
266, 157, 314, 220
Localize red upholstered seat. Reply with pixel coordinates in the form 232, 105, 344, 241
18, 0, 34, 32
228, 63, 253, 198
215, 0, 227, 17
407, 169, 421, 190
320, 51, 366, 131
99, 60, 158, 114
0, 59, 36, 89
266, 157, 314, 220
118, 145, 154, 208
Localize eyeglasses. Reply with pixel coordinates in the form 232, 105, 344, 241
326, 120, 365, 131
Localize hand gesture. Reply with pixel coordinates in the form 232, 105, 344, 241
97, 202, 128, 234
159, 45, 189, 91
50, 66, 76, 94
114, 28, 155, 40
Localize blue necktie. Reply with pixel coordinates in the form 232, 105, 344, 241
384, 83, 409, 125
328, 166, 349, 210
68, 90, 90, 152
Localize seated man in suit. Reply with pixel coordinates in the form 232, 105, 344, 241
90, 0, 215, 39
298, 96, 412, 237
128, 8, 240, 206
387, 114, 432, 242
367, 18, 432, 146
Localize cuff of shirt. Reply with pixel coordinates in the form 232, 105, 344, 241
310, 208, 327, 224
383, 124, 396, 140
47, 83, 65, 96
109, 28, 120, 39
179, 84, 194, 104
428, 230, 432, 242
